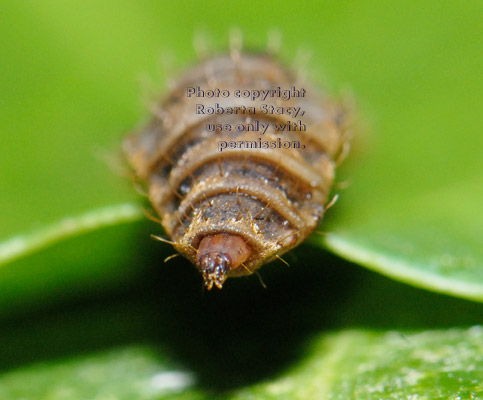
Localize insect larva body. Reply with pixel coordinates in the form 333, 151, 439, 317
124, 52, 349, 289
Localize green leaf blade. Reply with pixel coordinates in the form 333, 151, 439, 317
231, 327, 483, 400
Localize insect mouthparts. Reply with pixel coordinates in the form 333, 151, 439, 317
196, 233, 253, 289
199, 252, 229, 290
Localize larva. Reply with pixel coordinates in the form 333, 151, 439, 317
124, 48, 350, 289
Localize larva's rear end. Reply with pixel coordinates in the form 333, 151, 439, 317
124, 52, 350, 289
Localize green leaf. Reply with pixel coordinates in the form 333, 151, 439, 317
2, 329, 481, 400
314, 1, 483, 301
0, 262, 481, 400
0, 203, 142, 267
0, 281, 481, 400
231, 327, 483, 400
0, 347, 201, 400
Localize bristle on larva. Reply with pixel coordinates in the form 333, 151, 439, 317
124, 50, 351, 289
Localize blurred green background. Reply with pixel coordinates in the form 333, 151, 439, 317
0, 1, 482, 398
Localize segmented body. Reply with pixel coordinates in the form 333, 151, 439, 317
124, 52, 349, 289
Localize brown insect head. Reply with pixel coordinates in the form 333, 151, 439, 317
198, 252, 229, 290
196, 233, 252, 290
